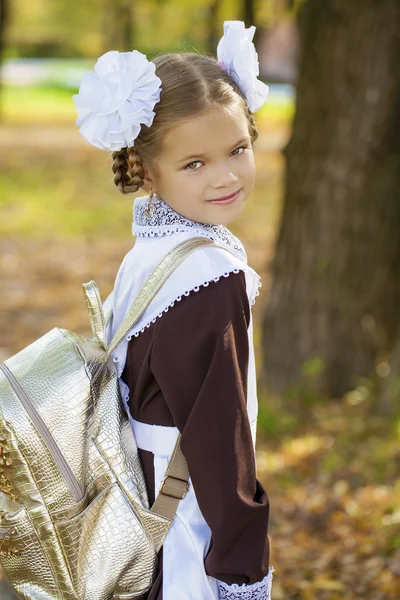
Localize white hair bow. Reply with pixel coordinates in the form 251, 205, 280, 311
217, 20, 269, 113
72, 50, 162, 151
73, 21, 268, 151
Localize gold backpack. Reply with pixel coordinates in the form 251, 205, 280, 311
0, 237, 217, 599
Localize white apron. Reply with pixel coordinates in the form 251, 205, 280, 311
102, 195, 263, 599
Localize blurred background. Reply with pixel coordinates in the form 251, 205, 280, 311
0, 0, 399, 598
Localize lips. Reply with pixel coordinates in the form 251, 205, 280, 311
207, 189, 241, 202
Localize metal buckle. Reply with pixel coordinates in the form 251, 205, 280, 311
159, 474, 189, 500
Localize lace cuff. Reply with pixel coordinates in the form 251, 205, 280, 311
217, 566, 275, 599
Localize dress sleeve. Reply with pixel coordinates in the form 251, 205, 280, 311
149, 271, 273, 597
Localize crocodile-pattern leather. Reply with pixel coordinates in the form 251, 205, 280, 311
0, 328, 169, 599
0, 238, 211, 599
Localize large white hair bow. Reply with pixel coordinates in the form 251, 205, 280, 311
217, 20, 269, 112
72, 50, 162, 151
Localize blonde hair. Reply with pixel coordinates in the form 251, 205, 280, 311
111, 52, 259, 195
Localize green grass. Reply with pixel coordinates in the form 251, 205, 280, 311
1, 84, 78, 123
0, 154, 136, 239
258, 96, 295, 122
0, 83, 295, 124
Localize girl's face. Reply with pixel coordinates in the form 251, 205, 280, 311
142, 104, 256, 225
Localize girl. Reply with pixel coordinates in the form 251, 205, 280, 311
73, 20, 274, 600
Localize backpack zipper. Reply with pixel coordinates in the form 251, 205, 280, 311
0, 363, 83, 502
0, 429, 19, 503
0, 525, 22, 557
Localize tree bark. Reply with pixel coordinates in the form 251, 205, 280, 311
261, 0, 400, 398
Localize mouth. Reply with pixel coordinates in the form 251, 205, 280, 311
206, 189, 242, 205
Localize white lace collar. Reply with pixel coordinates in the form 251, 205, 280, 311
132, 194, 248, 264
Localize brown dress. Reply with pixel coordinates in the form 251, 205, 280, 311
121, 270, 270, 599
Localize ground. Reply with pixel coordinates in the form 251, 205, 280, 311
0, 106, 399, 598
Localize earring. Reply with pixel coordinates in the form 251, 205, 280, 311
144, 187, 156, 218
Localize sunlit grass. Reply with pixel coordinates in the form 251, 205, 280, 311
0, 155, 133, 239
258, 95, 295, 124
1, 84, 78, 124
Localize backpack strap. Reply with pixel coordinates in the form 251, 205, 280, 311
106, 236, 220, 357
150, 430, 190, 519
82, 236, 221, 522
82, 280, 108, 350
82, 237, 218, 352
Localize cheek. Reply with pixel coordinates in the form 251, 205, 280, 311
241, 152, 256, 181
247, 149, 256, 169
178, 172, 204, 191
164, 171, 194, 195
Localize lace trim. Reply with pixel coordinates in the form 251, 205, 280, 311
110, 269, 262, 409
114, 267, 261, 344
132, 195, 248, 264
217, 567, 275, 600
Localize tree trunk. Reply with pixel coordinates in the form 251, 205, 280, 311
103, 0, 133, 51
208, 0, 222, 54
243, 0, 255, 26
261, 0, 400, 398
243, 0, 260, 47
0, 0, 10, 122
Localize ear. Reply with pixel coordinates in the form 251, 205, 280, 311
142, 162, 157, 194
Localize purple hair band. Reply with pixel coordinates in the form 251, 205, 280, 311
217, 60, 228, 73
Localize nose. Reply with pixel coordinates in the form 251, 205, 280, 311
210, 165, 239, 189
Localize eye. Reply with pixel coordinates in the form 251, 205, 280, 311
231, 145, 248, 156
184, 160, 202, 171
183, 146, 248, 171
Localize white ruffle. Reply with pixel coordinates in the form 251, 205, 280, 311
72, 50, 162, 151
115, 266, 260, 340
108, 268, 262, 414
216, 21, 269, 113
105, 196, 263, 414
217, 567, 275, 599
132, 195, 248, 264
126, 268, 261, 341
101, 191, 265, 598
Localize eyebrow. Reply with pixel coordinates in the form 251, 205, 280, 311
175, 137, 250, 164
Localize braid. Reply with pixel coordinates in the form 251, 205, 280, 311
247, 112, 259, 143
112, 147, 145, 194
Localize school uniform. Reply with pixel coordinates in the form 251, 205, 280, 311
103, 194, 274, 599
